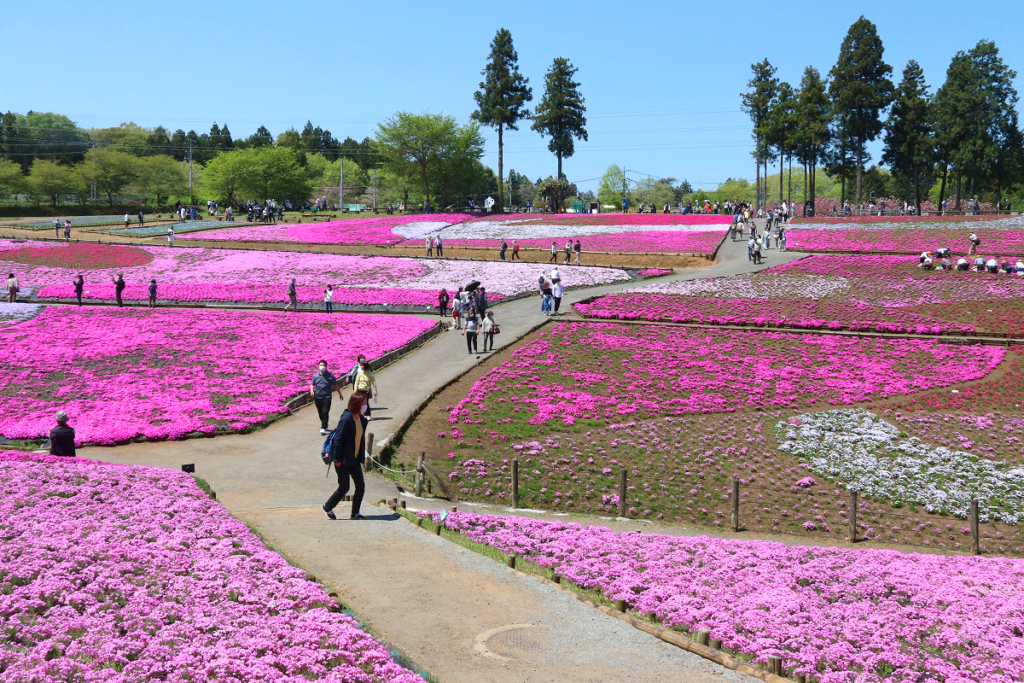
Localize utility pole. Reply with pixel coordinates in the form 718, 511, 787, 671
508, 174, 513, 208
338, 158, 344, 212
187, 140, 193, 205
372, 167, 377, 211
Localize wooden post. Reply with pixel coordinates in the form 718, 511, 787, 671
730, 477, 740, 532
506, 555, 516, 569
971, 499, 980, 555
768, 656, 782, 675
613, 599, 626, 612
618, 469, 628, 518
849, 490, 858, 543
415, 452, 425, 497
696, 629, 709, 646
363, 433, 375, 471
511, 458, 520, 509
552, 573, 561, 584
434, 523, 442, 536
709, 637, 722, 650
795, 674, 806, 683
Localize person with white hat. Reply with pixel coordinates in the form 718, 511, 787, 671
49, 411, 76, 457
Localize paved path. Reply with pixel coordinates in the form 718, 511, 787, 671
82, 227, 801, 682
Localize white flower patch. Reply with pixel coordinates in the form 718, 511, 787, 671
390, 221, 454, 240
0, 302, 43, 327
389, 260, 631, 295
436, 221, 725, 240
627, 273, 849, 300
776, 408, 1024, 524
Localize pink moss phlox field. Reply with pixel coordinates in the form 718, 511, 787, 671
434, 230, 727, 255
433, 511, 1024, 683
787, 217, 1024, 255
0, 307, 435, 444
0, 240, 630, 306
0, 452, 420, 682
466, 213, 732, 227
449, 323, 1003, 428
575, 294, 973, 335
180, 213, 472, 245
790, 214, 1011, 225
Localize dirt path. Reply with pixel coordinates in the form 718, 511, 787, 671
78, 228, 801, 682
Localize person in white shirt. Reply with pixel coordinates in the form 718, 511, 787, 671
551, 277, 564, 316
956, 257, 969, 271
550, 267, 561, 282
167, 226, 175, 246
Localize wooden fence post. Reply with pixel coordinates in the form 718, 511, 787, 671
730, 477, 740, 532
849, 490, 858, 543
618, 469, 628, 518
415, 452, 425, 497
971, 499, 980, 555
363, 433, 375, 471
511, 458, 520, 509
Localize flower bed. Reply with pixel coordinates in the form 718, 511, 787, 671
431, 511, 1024, 683
790, 214, 1007, 225
97, 220, 254, 237
0, 307, 435, 445
182, 213, 472, 245
408, 214, 731, 256
575, 256, 1024, 336
0, 240, 630, 307
0, 242, 154, 268
787, 217, 1024, 255
777, 408, 1024, 523
0, 302, 43, 327
447, 323, 1002, 432
0, 452, 420, 682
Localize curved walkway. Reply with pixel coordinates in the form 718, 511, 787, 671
81, 227, 800, 682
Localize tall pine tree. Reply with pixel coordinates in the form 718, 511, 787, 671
882, 60, 934, 212
531, 57, 587, 180
794, 66, 830, 214
828, 16, 893, 205
740, 59, 779, 210
472, 28, 532, 211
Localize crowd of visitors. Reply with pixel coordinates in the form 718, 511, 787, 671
918, 235, 1024, 274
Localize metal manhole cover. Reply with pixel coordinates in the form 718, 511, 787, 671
473, 624, 549, 661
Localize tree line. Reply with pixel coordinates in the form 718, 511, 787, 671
742, 16, 1022, 213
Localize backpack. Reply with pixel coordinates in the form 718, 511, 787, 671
321, 421, 343, 468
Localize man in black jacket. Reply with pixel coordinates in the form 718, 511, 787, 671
114, 274, 126, 307
49, 411, 76, 457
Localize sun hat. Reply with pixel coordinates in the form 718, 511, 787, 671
55, 411, 69, 423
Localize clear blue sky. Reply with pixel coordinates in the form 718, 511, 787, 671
2, 0, 1021, 192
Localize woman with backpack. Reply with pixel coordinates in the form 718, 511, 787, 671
322, 392, 369, 521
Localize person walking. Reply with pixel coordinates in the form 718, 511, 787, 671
426, 236, 434, 258
352, 357, 378, 417
512, 240, 520, 261
124, 213, 130, 229
73, 274, 84, 305
285, 278, 298, 311
537, 271, 547, 297
550, 242, 557, 263
438, 288, 449, 317
53, 219, 61, 237
564, 239, 572, 264
451, 289, 462, 329
476, 287, 488, 316
138, 211, 145, 226
778, 226, 787, 251
499, 239, 507, 261
482, 311, 498, 352
147, 279, 157, 307
48, 411, 76, 457
323, 284, 334, 313
747, 235, 755, 262
167, 226, 175, 246
435, 235, 444, 258
63, 221, 71, 241
310, 360, 341, 435
552, 276, 564, 316
6, 272, 18, 303
541, 277, 553, 315
463, 310, 479, 354
753, 239, 764, 265
573, 239, 581, 265
322, 392, 369, 520
113, 274, 126, 307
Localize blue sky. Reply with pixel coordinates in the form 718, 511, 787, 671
2, 0, 1021, 191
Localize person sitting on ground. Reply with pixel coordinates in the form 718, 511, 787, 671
49, 411, 76, 457
974, 256, 986, 272
986, 257, 999, 274
956, 257, 970, 271
935, 247, 951, 259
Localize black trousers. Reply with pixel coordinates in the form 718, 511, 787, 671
315, 396, 331, 430
553, 296, 562, 313
326, 460, 364, 515
75, 291, 82, 305
116, 291, 123, 307
466, 331, 478, 353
